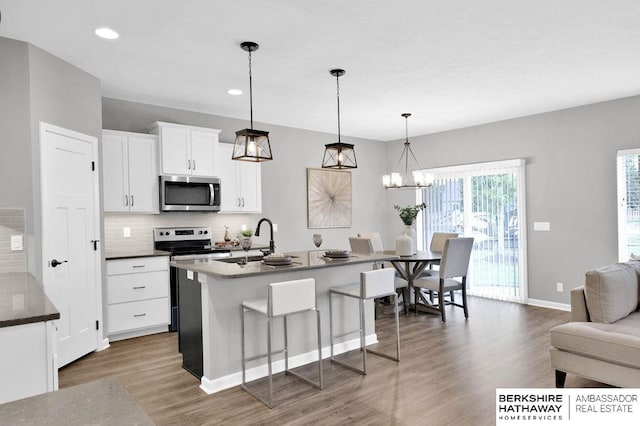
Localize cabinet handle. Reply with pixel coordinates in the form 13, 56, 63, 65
132, 285, 146, 290
131, 195, 134, 207
188, 159, 191, 170
192, 160, 196, 170
124, 195, 129, 206
132, 265, 145, 269
241, 197, 245, 207
237, 198, 240, 207
133, 313, 147, 318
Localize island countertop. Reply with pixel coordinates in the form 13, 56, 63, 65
0, 273, 60, 328
170, 250, 398, 278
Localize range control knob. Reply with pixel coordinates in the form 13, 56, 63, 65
199, 230, 203, 234
166, 231, 171, 236
159, 232, 164, 236
204, 230, 208, 235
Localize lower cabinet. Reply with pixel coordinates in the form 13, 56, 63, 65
106, 256, 169, 341
0, 321, 57, 404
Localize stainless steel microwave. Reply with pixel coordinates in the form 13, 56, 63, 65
160, 176, 221, 212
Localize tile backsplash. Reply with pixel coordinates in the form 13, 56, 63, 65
104, 212, 267, 253
0, 208, 27, 273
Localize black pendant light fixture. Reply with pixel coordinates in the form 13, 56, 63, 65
382, 113, 433, 189
232, 41, 273, 162
322, 69, 357, 169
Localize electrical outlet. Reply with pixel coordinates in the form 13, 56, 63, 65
123, 227, 131, 238
556, 282, 563, 292
273, 224, 278, 232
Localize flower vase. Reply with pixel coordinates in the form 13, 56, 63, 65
406, 224, 417, 254
395, 226, 414, 256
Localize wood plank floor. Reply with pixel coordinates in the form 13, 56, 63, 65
59, 297, 603, 425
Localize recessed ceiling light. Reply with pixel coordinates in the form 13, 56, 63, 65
95, 27, 119, 40
227, 89, 242, 96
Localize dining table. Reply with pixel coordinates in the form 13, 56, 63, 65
382, 249, 442, 314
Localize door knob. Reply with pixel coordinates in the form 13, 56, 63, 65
50, 259, 68, 268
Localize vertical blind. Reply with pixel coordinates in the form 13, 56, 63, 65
418, 159, 527, 303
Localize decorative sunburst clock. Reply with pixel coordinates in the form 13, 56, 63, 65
307, 168, 352, 228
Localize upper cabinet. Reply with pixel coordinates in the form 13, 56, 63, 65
216, 143, 262, 214
148, 122, 221, 177
102, 130, 159, 213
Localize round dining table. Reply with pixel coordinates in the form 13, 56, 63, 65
382, 249, 442, 314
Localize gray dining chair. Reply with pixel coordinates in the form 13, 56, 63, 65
412, 237, 474, 322
423, 232, 459, 301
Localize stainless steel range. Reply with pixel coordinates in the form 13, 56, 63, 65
154, 226, 231, 331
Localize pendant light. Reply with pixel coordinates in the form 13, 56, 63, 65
232, 41, 273, 162
322, 69, 357, 169
382, 113, 433, 189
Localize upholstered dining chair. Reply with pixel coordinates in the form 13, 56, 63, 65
412, 237, 474, 322
357, 232, 384, 252
423, 232, 459, 301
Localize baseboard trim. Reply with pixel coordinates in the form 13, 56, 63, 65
527, 298, 570, 312
97, 338, 110, 352
199, 333, 378, 395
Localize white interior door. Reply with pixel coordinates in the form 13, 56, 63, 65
40, 122, 100, 367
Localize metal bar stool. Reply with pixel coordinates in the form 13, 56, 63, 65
329, 268, 400, 374
241, 278, 323, 408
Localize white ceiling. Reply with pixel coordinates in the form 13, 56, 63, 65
1, 0, 640, 141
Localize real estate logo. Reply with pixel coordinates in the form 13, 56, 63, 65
496, 389, 640, 425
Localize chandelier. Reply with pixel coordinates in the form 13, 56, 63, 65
382, 113, 433, 189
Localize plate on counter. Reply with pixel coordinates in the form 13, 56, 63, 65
262, 256, 293, 266
324, 250, 350, 259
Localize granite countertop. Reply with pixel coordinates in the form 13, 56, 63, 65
0, 273, 60, 328
0, 377, 153, 425
171, 250, 398, 278
105, 249, 170, 260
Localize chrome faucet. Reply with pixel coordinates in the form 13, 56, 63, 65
255, 217, 275, 254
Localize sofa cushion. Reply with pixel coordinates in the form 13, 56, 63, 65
585, 264, 638, 323
550, 312, 640, 369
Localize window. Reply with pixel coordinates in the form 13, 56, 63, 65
617, 149, 640, 261
417, 159, 528, 303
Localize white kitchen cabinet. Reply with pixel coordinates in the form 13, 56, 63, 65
106, 256, 169, 341
0, 321, 57, 404
102, 130, 158, 213
149, 122, 220, 177
216, 143, 262, 213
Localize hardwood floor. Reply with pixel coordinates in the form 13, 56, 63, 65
59, 297, 602, 425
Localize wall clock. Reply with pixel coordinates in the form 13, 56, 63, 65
307, 168, 352, 228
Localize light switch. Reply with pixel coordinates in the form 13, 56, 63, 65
123, 227, 131, 238
533, 222, 550, 232
187, 270, 194, 280
273, 224, 278, 232
10, 235, 23, 251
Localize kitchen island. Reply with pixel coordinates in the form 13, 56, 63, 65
0, 273, 60, 404
171, 250, 398, 394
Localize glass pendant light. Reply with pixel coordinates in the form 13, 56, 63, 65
232, 41, 273, 162
322, 69, 357, 169
382, 113, 433, 189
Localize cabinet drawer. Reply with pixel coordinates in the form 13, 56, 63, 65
106, 256, 168, 275
108, 298, 169, 334
107, 271, 168, 304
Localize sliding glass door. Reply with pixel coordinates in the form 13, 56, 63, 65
418, 160, 527, 303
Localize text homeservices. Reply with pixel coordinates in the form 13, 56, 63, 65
575, 394, 637, 414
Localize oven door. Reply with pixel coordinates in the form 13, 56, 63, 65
160, 175, 220, 212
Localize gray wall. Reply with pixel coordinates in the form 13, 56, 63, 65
0, 38, 33, 263
0, 37, 102, 280
384, 96, 640, 304
102, 98, 389, 252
